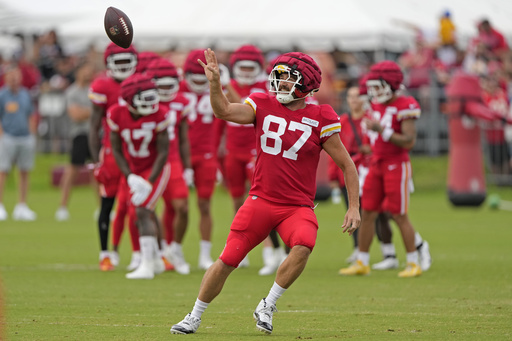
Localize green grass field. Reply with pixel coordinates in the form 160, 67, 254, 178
1, 154, 511, 340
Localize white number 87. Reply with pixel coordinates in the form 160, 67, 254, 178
260, 115, 312, 160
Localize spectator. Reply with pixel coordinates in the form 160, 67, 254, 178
0, 67, 37, 221
55, 62, 96, 221
33, 30, 64, 82
477, 19, 509, 58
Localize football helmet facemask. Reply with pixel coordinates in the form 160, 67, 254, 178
183, 49, 209, 94
230, 45, 264, 85
121, 73, 159, 115
268, 52, 322, 104
104, 43, 138, 81
366, 60, 403, 104
146, 59, 180, 101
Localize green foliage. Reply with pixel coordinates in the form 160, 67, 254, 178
0, 154, 511, 340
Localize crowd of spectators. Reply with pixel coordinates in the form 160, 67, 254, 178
0, 12, 511, 182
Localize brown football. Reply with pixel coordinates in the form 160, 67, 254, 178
104, 7, 133, 49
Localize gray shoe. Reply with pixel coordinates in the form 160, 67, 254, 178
170, 313, 201, 334
253, 298, 277, 334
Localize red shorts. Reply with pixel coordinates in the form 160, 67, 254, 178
191, 154, 217, 199
162, 160, 189, 203
219, 196, 318, 267
361, 159, 412, 215
134, 163, 171, 210
224, 152, 255, 198
95, 147, 122, 198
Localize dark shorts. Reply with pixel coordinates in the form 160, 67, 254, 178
70, 134, 91, 166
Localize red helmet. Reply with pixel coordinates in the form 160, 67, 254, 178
366, 60, 403, 103
120, 73, 159, 115
229, 45, 264, 85
183, 49, 208, 93
135, 51, 161, 73
103, 42, 138, 81
268, 52, 322, 104
145, 58, 180, 101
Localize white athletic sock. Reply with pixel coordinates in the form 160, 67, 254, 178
99, 250, 110, 260
414, 232, 424, 249
140, 236, 156, 262
406, 252, 419, 265
200, 240, 212, 257
262, 247, 273, 265
357, 251, 370, 266
380, 243, 396, 258
170, 241, 182, 252
161, 239, 168, 250
266, 282, 286, 306
191, 298, 209, 319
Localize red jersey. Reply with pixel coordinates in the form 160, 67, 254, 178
106, 104, 171, 174
179, 80, 219, 157
161, 93, 190, 162
225, 79, 267, 155
88, 75, 122, 147
245, 93, 341, 207
367, 96, 420, 162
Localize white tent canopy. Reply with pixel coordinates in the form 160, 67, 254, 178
1, 0, 512, 53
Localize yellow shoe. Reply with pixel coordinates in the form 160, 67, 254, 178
339, 260, 370, 276
398, 262, 422, 278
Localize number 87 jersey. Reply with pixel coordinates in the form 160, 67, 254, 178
245, 92, 341, 207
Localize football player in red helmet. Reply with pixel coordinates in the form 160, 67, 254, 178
136, 51, 161, 74
88, 42, 138, 271
340, 60, 431, 278
146, 58, 193, 275
171, 49, 360, 335
108, 73, 171, 279
179, 49, 223, 271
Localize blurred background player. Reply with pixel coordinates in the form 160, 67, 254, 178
88, 43, 138, 271
333, 81, 397, 270
0, 66, 37, 221
109, 51, 163, 272
55, 62, 96, 221
146, 58, 193, 275
108, 73, 171, 279
216, 44, 267, 269
340, 61, 431, 278
179, 49, 221, 270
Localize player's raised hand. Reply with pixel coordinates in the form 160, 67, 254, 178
198, 48, 220, 83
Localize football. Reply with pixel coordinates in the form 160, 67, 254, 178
104, 7, 133, 48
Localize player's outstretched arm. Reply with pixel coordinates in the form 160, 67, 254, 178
198, 48, 254, 125
323, 134, 361, 235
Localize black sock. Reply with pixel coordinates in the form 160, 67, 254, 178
269, 230, 280, 248
98, 197, 115, 251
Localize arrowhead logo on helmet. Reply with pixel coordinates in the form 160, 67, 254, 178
268, 52, 322, 104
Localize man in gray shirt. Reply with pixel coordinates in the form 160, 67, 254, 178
0, 66, 37, 221
55, 62, 96, 221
